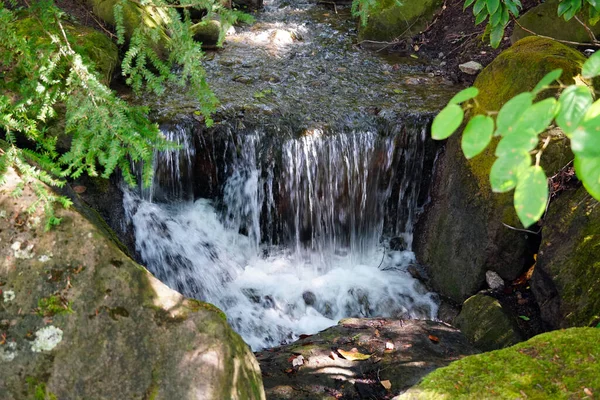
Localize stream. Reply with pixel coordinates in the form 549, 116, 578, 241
123, 0, 456, 350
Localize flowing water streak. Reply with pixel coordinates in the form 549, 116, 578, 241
123, 121, 440, 350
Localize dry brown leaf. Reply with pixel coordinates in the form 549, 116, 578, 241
374, 329, 380, 337
73, 185, 87, 194
338, 348, 371, 361
428, 335, 440, 343
381, 380, 392, 390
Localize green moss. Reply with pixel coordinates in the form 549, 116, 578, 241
358, 0, 443, 41
37, 294, 73, 317
186, 299, 227, 321
26, 378, 57, 400
399, 328, 600, 399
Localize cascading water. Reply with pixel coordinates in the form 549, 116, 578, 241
121, 0, 455, 350
123, 117, 439, 350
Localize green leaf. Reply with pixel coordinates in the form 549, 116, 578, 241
513, 98, 558, 135
432, 104, 464, 140
474, 0, 487, 15
570, 116, 600, 157
490, 150, 532, 192
490, 23, 505, 48
475, 8, 489, 24
496, 92, 534, 136
464, 0, 477, 9
583, 50, 600, 78
518, 315, 531, 321
574, 155, 600, 200
514, 165, 548, 228
532, 69, 563, 96
495, 128, 539, 157
462, 115, 494, 159
584, 98, 600, 122
556, 85, 593, 134
449, 87, 480, 105
487, 0, 500, 14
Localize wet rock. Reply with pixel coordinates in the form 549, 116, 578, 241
256, 319, 478, 399
485, 270, 504, 290
389, 236, 408, 251
532, 186, 600, 329
0, 168, 265, 400
191, 20, 222, 49
458, 61, 482, 75
302, 291, 317, 306
512, 0, 600, 45
414, 37, 588, 303
455, 294, 523, 351
358, 0, 443, 42
233, 0, 263, 11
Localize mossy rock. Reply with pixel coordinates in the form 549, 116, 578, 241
532, 186, 600, 329
512, 0, 600, 45
0, 168, 265, 400
191, 20, 222, 48
455, 294, 523, 351
395, 327, 600, 399
358, 0, 443, 42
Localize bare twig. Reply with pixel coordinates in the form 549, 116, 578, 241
574, 15, 598, 44
502, 222, 541, 235
535, 136, 551, 167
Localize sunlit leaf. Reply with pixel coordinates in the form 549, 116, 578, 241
495, 128, 538, 157
531, 69, 563, 96
449, 87, 480, 105
556, 85, 593, 134
338, 348, 371, 361
574, 155, 600, 201
487, 0, 500, 14
514, 165, 548, 228
490, 150, 531, 192
583, 49, 600, 78
496, 92, 534, 136
432, 104, 464, 140
570, 116, 600, 157
462, 115, 494, 159
513, 98, 557, 135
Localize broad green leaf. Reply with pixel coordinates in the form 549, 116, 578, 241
575, 155, 600, 200
570, 116, 600, 157
487, 0, 500, 14
490, 7, 503, 26
495, 128, 538, 157
449, 87, 480, 105
432, 104, 464, 140
490, 23, 505, 48
475, 8, 489, 24
513, 98, 558, 135
501, 5, 510, 25
514, 165, 548, 228
474, 0, 487, 15
496, 92, 534, 136
462, 115, 494, 159
464, 0, 477, 10
556, 85, 593, 134
531, 69, 563, 96
583, 50, 600, 78
505, 0, 519, 16
490, 150, 531, 192
584, 98, 600, 122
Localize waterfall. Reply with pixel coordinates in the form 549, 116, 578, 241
123, 116, 440, 350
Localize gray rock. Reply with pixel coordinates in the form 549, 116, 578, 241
486, 270, 504, 290
458, 61, 483, 75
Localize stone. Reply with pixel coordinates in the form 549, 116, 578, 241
256, 318, 478, 399
532, 186, 600, 329
0, 168, 265, 400
458, 61, 483, 75
358, 0, 444, 42
485, 270, 504, 290
511, 0, 600, 45
414, 37, 588, 303
395, 328, 600, 399
454, 294, 523, 351
191, 20, 222, 49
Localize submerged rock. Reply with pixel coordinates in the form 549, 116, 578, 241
396, 328, 600, 399
454, 294, 523, 351
532, 186, 600, 329
414, 37, 588, 303
256, 318, 478, 399
0, 168, 265, 400
358, 0, 443, 42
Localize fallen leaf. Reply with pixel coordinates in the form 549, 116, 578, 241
385, 342, 394, 350
428, 335, 440, 343
584, 387, 593, 396
73, 185, 87, 194
338, 348, 371, 361
374, 329, 380, 337
381, 380, 392, 390
329, 351, 336, 360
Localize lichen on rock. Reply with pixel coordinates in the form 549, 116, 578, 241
31, 326, 64, 353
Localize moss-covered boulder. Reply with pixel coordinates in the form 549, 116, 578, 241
454, 294, 523, 351
395, 327, 600, 399
0, 168, 265, 400
191, 20, 222, 48
512, 0, 600, 45
414, 37, 586, 303
532, 187, 600, 329
256, 318, 478, 399
358, 0, 443, 42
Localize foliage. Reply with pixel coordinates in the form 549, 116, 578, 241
0, 0, 249, 229
37, 293, 73, 317
432, 52, 600, 228
351, 0, 403, 26
465, 0, 600, 48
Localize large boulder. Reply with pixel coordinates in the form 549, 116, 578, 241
532, 186, 600, 329
256, 318, 478, 399
358, 0, 443, 42
512, 0, 600, 45
454, 294, 523, 351
396, 328, 600, 399
414, 37, 587, 303
0, 168, 265, 400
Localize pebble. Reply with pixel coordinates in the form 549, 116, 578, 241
486, 270, 504, 290
459, 61, 483, 75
